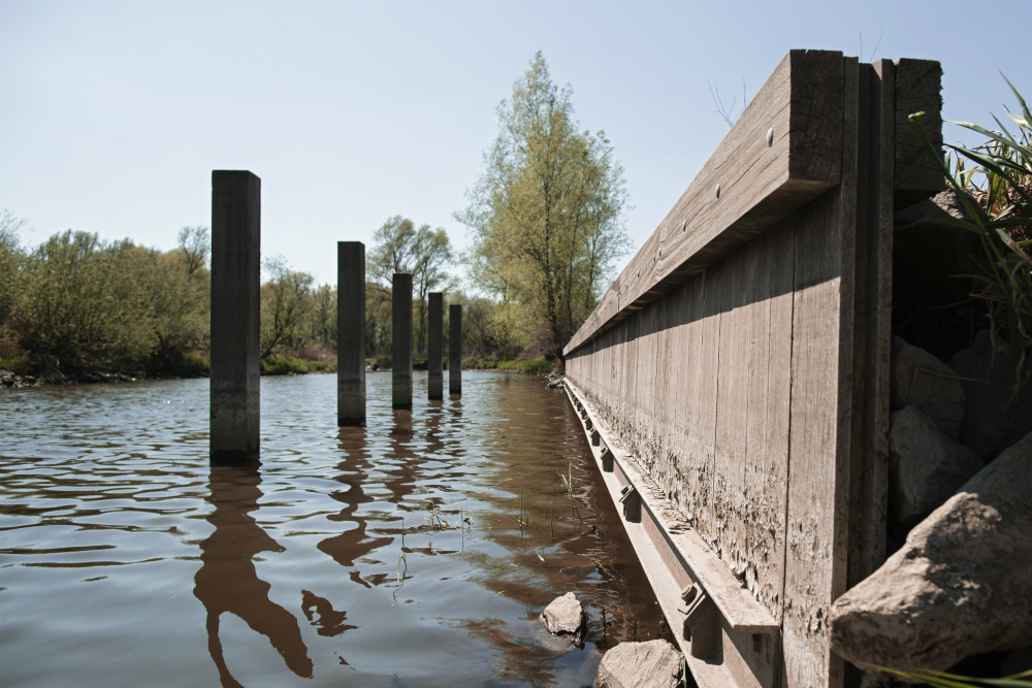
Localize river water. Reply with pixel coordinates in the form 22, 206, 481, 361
0, 372, 668, 687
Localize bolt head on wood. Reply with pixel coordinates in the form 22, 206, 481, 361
766, 127, 774, 146
714, 183, 721, 199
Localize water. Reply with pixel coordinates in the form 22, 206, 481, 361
0, 372, 668, 687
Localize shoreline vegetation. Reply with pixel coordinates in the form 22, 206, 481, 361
0, 353, 554, 389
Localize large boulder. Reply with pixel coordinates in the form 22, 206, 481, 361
541, 592, 584, 638
950, 330, 1032, 459
892, 337, 965, 438
829, 430, 1032, 672
595, 640, 683, 688
889, 406, 982, 527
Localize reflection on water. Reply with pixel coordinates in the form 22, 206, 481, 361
0, 372, 668, 687
194, 467, 313, 686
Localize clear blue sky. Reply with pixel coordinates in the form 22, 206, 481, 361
3, 0, 1030, 286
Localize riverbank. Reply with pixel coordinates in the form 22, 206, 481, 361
0, 354, 556, 389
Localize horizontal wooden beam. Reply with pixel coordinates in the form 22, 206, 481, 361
564, 381, 778, 634
565, 49, 845, 356
564, 52, 946, 357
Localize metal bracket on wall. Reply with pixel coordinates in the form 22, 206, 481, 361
563, 379, 779, 688
681, 585, 721, 662
619, 485, 641, 523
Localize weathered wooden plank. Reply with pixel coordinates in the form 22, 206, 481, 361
564, 381, 778, 635
695, 271, 723, 549
713, 250, 750, 579
781, 57, 859, 688
894, 58, 944, 205
846, 60, 893, 589
564, 50, 844, 356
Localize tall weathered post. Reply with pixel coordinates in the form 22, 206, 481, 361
210, 170, 260, 464
337, 242, 365, 426
392, 273, 413, 408
449, 304, 462, 396
427, 292, 444, 400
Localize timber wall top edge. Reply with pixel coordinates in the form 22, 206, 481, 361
562, 51, 943, 357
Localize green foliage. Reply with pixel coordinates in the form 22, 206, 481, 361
462, 354, 500, 370
15, 231, 156, 374
368, 215, 455, 355
261, 354, 316, 376
497, 356, 553, 375
460, 51, 630, 357
0, 352, 32, 376
448, 292, 523, 360
0, 210, 26, 330
915, 76, 1032, 391
260, 257, 315, 360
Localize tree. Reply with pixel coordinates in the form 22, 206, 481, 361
177, 225, 210, 278
459, 52, 629, 357
368, 216, 417, 286
369, 216, 455, 355
308, 284, 337, 351
0, 210, 26, 329
14, 231, 155, 374
260, 258, 314, 360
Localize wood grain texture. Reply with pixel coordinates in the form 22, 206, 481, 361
846, 60, 892, 588
563, 52, 944, 688
564, 381, 777, 634
564, 50, 844, 357
894, 58, 944, 204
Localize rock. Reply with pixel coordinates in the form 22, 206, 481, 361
829, 430, 1032, 672
541, 592, 584, 638
0, 369, 36, 389
595, 640, 683, 688
889, 406, 983, 527
950, 330, 1032, 459
892, 337, 965, 438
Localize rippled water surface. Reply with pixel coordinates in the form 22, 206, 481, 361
0, 372, 668, 687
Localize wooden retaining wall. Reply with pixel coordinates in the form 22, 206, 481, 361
563, 51, 943, 688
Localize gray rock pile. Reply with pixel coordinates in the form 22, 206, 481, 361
892, 336, 965, 439
830, 430, 1032, 671
831, 334, 1032, 675
889, 405, 982, 527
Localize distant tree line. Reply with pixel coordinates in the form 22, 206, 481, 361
0, 211, 534, 381
0, 52, 629, 381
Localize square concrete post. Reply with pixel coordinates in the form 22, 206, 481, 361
449, 303, 462, 396
392, 273, 413, 409
427, 292, 444, 400
337, 242, 365, 425
210, 170, 261, 464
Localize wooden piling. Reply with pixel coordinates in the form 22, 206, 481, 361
448, 304, 462, 396
337, 242, 365, 426
210, 170, 260, 464
392, 273, 413, 409
428, 292, 444, 400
